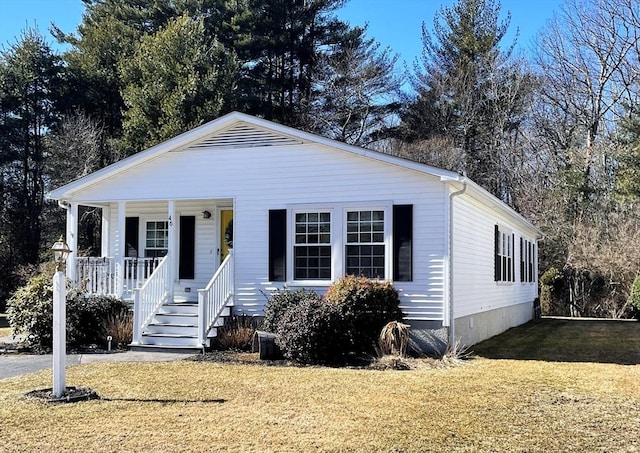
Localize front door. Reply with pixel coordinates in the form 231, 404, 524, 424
219, 209, 233, 264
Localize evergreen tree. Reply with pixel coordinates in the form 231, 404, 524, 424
400, 0, 533, 200
0, 28, 66, 306
234, 0, 348, 127
307, 26, 402, 146
120, 15, 238, 151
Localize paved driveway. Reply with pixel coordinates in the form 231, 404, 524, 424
0, 351, 195, 380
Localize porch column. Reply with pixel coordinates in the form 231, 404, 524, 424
167, 200, 176, 299
101, 204, 111, 257
66, 202, 79, 283
116, 201, 126, 298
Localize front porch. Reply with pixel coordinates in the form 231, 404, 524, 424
63, 199, 236, 349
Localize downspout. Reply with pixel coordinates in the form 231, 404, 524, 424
448, 176, 467, 348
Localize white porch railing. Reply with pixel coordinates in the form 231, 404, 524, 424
198, 250, 234, 346
75, 257, 116, 295
132, 254, 171, 345
122, 257, 162, 295
74, 257, 161, 297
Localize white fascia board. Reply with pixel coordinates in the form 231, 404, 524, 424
48, 111, 462, 200
47, 112, 255, 200
446, 177, 543, 239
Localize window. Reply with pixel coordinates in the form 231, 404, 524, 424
520, 238, 535, 283
346, 210, 385, 278
145, 221, 168, 258
294, 212, 331, 280
494, 225, 514, 282
268, 204, 411, 283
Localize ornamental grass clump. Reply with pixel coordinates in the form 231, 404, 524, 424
379, 320, 411, 357
215, 315, 261, 351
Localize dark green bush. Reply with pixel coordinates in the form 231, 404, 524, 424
324, 276, 403, 356
7, 273, 129, 351
262, 288, 320, 333
275, 297, 348, 365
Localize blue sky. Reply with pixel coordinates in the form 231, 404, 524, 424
0, 0, 565, 65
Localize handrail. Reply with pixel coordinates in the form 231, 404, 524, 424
132, 254, 170, 345
198, 250, 234, 345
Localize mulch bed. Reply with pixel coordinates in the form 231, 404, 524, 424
23, 386, 100, 404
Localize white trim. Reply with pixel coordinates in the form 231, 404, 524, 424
285, 202, 393, 285
46, 112, 540, 240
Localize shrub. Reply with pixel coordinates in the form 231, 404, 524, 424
275, 297, 348, 365
7, 274, 54, 350
324, 276, 403, 356
262, 288, 320, 333
628, 276, 640, 318
215, 315, 260, 351
67, 294, 130, 348
7, 272, 129, 351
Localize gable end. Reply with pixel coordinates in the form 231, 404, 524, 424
182, 122, 306, 151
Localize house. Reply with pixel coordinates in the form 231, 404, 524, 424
48, 112, 542, 352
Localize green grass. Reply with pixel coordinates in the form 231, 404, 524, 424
0, 318, 638, 452
472, 317, 640, 364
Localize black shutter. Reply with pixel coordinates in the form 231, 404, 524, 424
520, 237, 524, 282
393, 205, 413, 281
511, 233, 515, 282
529, 242, 534, 282
179, 216, 195, 280
269, 209, 287, 281
125, 217, 139, 257
494, 225, 500, 281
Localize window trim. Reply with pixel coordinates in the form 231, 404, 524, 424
520, 237, 536, 284
343, 206, 391, 280
494, 224, 515, 284
143, 218, 169, 258
284, 202, 393, 285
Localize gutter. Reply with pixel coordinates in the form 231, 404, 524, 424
447, 175, 467, 348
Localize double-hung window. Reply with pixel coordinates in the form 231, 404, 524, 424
270, 204, 410, 283
520, 238, 535, 283
494, 225, 514, 282
294, 212, 332, 280
345, 210, 386, 279
145, 221, 168, 258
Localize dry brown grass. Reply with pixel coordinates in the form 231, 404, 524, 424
0, 357, 639, 452
0, 327, 12, 338
1, 318, 639, 451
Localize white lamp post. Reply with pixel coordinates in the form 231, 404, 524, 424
51, 236, 71, 398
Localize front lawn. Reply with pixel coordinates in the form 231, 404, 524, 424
1, 347, 639, 450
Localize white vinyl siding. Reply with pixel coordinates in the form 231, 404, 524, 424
85, 143, 447, 321
451, 192, 539, 319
